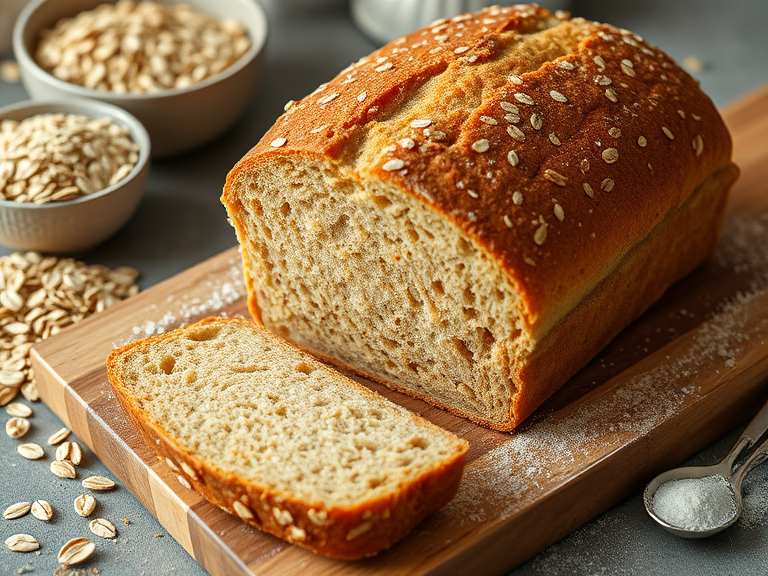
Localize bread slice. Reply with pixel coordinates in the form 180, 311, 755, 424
106, 316, 468, 559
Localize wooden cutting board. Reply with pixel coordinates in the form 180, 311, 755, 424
31, 87, 768, 576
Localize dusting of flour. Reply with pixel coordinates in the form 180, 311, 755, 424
444, 211, 768, 526
114, 257, 245, 346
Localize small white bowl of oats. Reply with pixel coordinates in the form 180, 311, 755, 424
0, 99, 150, 253
13, 0, 267, 157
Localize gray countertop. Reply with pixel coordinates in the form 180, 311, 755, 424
1, 1, 767, 574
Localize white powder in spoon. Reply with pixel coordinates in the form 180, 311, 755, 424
652, 475, 738, 531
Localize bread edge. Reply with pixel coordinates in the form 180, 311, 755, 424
106, 316, 469, 560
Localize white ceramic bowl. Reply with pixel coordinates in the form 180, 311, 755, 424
352, 0, 571, 44
0, 99, 150, 253
13, 0, 268, 157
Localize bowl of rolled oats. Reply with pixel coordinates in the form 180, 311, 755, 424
0, 98, 150, 253
13, 0, 267, 156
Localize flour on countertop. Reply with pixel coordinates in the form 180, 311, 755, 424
739, 456, 768, 530
115, 259, 245, 347
444, 210, 768, 526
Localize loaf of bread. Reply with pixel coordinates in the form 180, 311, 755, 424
222, 5, 739, 430
106, 317, 468, 559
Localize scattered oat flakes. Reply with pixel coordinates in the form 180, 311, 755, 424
5, 534, 38, 553
51, 459, 77, 479
471, 139, 490, 153
3, 502, 31, 520
6, 417, 30, 439
17, 443, 45, 460
382, 159, 405, 172
30, 500, 53, 522
48, 427, 71, 446
543, 169, 568, 187
74, 494, 97, 518
57, 537, 95, 566
82, 476, 116, 491
5, 402, 31, 418
89, 518, 117, 539
56, 441, 84, 466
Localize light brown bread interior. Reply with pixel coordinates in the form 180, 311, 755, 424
239, 161, 523, 427
107, 317, 468, 558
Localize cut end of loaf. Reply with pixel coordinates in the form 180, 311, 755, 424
107, 316, 468, 559
225, 155, 530, 429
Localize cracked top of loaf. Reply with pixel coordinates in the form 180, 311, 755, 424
227, 4, 732, 333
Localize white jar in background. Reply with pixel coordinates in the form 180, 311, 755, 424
352, 0, 570, 45
0, 0, 28, 54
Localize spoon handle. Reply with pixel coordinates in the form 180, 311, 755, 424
724, 398, 768, 472
741, 397, 768, 445
732, 432, 768, 490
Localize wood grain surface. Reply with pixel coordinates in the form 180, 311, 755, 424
30, 87, 768, 576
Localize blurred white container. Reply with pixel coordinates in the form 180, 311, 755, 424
352, 0, 570, 44
0, 0, 28, 54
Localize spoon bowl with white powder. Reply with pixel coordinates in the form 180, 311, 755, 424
644, 399, 768, 538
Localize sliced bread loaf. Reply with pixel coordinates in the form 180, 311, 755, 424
106, 316, 469, 559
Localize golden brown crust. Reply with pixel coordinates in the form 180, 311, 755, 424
223, 5, 733, 335
107, 317, 468, 559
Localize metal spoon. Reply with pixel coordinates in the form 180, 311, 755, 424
644, 399, 768, 538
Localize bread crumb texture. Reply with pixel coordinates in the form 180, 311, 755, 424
108, 317, 468, 558
222, 5, 734, 430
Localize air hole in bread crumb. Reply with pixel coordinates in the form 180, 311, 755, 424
371, 195, 392, 209
406, 287, 421, 308
407, 361, 419, 373
457, 237, 472, 256
463, 286, 475, 305
330, 214, 349, 239
476, 327, 496, 351
431, 280, 445, 295
409, 437, 429, 449
159, 355, 176, 374
185, 370, 197, 384
280, 202, 291, 216
250, 198, 264, 216
405, 223, 419, 242
451, 338, 474, 363
368, 477, 385, 488
463, 306, 478, 320
186, 326, 221, 341
144, 362, 159, 374
275, 406, 287, 417
381, 337, 398, 351
294, 362, 314, 375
